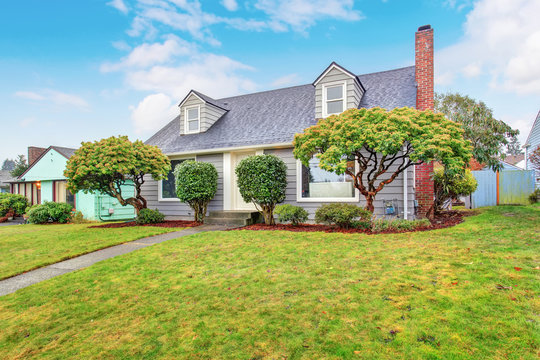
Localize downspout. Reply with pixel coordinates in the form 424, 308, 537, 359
403, 145, 408, 220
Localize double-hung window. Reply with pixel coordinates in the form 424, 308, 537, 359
185, 105, 200, 134
323, 82, 345, 117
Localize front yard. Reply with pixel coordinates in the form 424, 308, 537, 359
0, 223, 185, 279
0, 205, 538, 359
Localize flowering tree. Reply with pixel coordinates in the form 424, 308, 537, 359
293, 107, 472, 213
64, 136, 170, 214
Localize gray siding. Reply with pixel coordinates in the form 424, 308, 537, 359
141, 153, 223, 219
264, 147, 415, 219
315, 67, 364, 119
179, 94, 226, 134
526, 114, 540, 188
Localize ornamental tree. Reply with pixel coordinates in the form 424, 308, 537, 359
64, 136, 170, 214
293, 107, 472, 213
235, 155, 287, 225
174, 160, 218, 222
435, 92, 519, 171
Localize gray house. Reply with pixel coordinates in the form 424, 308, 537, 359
524, 110, 540, 188
144, 25, 436, 222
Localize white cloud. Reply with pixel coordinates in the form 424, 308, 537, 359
222, 0, 238, 11
107, 0, 129, 14
437, 0, 540, 95
14, 90, 89, 109
131, 93, 178, 134
101, 34, 195, 72
14, 91, 45, 101
111, 40, 131, 51
19, 117, 36, 128
254, 0, 363, 33
271, 73, 301, 87
126, 53, 256, 99
122, 0, 363, 42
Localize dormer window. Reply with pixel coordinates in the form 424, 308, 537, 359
185, 105, 200, 134
323, 82, 345, 117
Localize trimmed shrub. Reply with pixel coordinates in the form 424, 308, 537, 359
0, 193, 29, 217
275, 204, 308, 225
27, 202, 73, 224
371, 218, 431, 233
529, 188, 540, 204
235, 155, 287, 225
350, 220, 372, 230
175, 160, 218, 222
136, 208, 165, 225
315, 203, 372, 229
433, 167, 477, 213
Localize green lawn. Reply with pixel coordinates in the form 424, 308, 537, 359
0, 205, 538, 359
0, 224, 185, 279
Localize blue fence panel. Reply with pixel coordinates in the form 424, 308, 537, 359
471, 170, 497, 208
499, 170, 535, 205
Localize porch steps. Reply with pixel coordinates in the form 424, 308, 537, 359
204, 211, 262, 226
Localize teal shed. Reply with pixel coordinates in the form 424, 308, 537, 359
10, 146, 135, 221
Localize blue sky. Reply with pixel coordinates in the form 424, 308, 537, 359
1, 0, 539, 161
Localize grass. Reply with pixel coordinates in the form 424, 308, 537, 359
0, 205, 538, 359
0, 223, 185, 279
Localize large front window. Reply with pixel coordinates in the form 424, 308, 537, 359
323, 83, 345, 117
185, 106, 200, 133
160, 159, 194, 199
299, 157, 356, 200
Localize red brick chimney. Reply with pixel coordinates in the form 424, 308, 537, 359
414, 25, 435, 218
28, 147, 47, 166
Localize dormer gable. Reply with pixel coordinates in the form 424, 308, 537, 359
313, 62, 365, 119
178, 90, 228, 135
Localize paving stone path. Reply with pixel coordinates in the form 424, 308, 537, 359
0, 224, 230, 297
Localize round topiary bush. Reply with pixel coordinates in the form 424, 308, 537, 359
235, 154, 287, 225
274, 204, 308, 225
174, 160, 218, 222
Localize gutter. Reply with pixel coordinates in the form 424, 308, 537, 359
164, 142, 293, 157
403, 145, 408, 220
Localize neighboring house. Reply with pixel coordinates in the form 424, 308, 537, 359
9, 146, 135, 221
0, 170, 14, 193
504, 154, 524, 169
144, 25, 436, 220
524, 110, 540, 188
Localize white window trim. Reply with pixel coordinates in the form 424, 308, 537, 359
322, 81, 346, 118
184, 105, 201, 134
295, 159, 360, 203
158, 156, 196, 202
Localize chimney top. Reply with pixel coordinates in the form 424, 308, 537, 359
417, 25, 432, 32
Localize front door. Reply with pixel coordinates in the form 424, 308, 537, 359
232, 152, 257, 210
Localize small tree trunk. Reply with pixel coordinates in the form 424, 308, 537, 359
365, 195, 375, 213
261, 204, 275, 225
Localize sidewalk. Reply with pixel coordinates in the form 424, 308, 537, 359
0, 224, 230, 297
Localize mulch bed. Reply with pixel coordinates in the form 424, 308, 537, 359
89, 220, 201, 229
232, 210, 466, 235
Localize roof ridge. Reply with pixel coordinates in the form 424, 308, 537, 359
216, 84, 312, 101
357, 65, 415, 76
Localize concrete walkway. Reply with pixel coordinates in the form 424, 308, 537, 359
0, 224, 230, 297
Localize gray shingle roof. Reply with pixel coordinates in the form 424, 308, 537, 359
51, 146, 77, 159
146, 66, 416, 154
0, 170, 14, 186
